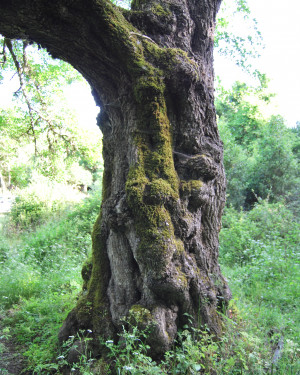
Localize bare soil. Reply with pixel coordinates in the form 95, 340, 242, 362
0, 321, 27, 375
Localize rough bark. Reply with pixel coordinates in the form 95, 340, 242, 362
0, 0, 231, 357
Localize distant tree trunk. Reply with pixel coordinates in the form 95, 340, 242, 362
0, 170, 7, 194
0, 0, 231, 357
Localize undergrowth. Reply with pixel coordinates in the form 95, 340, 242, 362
0, 192, 299, 374
0, 185, 101, 374
8, 177, 86, 231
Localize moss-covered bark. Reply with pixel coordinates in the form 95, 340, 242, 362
0, 0, 231, 360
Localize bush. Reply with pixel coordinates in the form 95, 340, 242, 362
9, 176, 85, 230
0, 186, 101, 309
247, 116, 299, 206
220, 200, 300, 267
0, 236, 9, 263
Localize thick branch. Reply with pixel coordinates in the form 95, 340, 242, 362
0, 0, 143, 100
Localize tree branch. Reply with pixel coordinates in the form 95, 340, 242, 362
5, 38, 39, 155
0, 0, 143, 93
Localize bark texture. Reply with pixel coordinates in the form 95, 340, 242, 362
0, 0, 231, 357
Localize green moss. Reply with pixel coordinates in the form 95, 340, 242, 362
174, 238, 185, 255
180, 180, 204, 195
147, 178, 178, 204
81, 257, 93, 290
152, 4, 172, 17
98, 0, 199, 83
74, 212, 112, 334
130, 202, 175, 272
129, 304, 153, 325
75, 294, 93, 327
126, 166, 149, 207
89, 214, 110, 307
133, 75, 165, 104
141, 42, 200, 82
125, 53, 181, 273
125, 171, 176, 271
175, 266, 188, 289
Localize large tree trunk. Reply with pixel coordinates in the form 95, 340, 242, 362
0, 0, 231, 357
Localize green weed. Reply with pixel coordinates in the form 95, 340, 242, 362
105, 324, 163, 374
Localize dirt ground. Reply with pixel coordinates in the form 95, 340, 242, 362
0, 321, 26, 375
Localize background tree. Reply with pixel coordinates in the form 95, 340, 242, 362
0, 37, 102, 189
0, 0, 231, 357
214, 0, 263, 74
216, 80, 299, 209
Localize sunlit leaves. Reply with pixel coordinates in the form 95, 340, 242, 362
215, 0, 264, 74
217, 80, 299, 209
0, 36, 102, 186
109, 0, 131, 9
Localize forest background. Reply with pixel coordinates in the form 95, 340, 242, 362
0, 0, 299, 374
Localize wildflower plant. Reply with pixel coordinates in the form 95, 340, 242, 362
105, 324, 163, 374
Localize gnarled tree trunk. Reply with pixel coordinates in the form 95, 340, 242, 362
0, 0, 231, 357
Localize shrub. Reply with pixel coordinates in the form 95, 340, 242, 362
0, 236, 9, 263
9, 176, 85, 230
220, 200, 300, 267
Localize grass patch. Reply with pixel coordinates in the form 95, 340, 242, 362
219, 200, 300, 374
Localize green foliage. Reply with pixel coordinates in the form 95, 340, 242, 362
105, 324, 163, 374
0, 187, 101, 310
105, 320, 216, 374
0, 190, 101, 374
8, 177, 85, 230
215, 0, 264, 74
219, 200, 300, 373
163, 326, 218, 374
5, 293, 79, 370
104, 309, 300, 374
291, 122, 300, 161
218, 116, 254, 208
0, 189, 102, 374
249, 116, 299, 204
216, 81, 268, 146
110, 0, 131, 8
0, 236, 9, 263
220, 200, 300, 267
217, 81, 299, 208
0, 37, 103, 190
